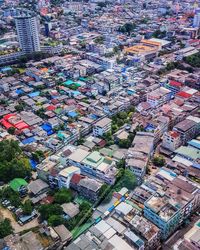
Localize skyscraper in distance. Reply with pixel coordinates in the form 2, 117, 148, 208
15, 10, 40, 54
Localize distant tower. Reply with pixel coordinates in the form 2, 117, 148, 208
15, 10, 40, 54
193, 9, 200, 27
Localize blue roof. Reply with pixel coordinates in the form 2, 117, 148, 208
47, 130, 54, 136
28, 91, 40, 98
145, 123, 155, 132
68, 111, 78, 118
72, 91, 81, 96
16, 89, 24, 95
188, 139, 200, 150
19, 211, 36, 223
29, 159, 37, 170
41, 123, 52, 132
1, 67, 12, 72
88, 114, 99, 120
22, 137, 36, 145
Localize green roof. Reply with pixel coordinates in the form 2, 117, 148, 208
99, 148, 114, 157
9, 178, 28, 192
82, 151, 104, 168
175, 146, 200, 160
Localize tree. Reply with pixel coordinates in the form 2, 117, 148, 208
99, 184, 110, 198
94, 36, 105, 44
22, 200, 33, 215
115, 169, 136, 191
32, 150, 45, 163
54, 189, 73, 204
0, 219, 13, 238
7, 127, 16, 135
48, 215, 64, 227
15, 104, 24, 112
0, 140, 31, 183
184, 52, 200, 68
65, 201, 92, 230
0, 187, 21, 207
39, 204, 63, 221
153, 155, 166, 167
118, 23, 136, 35
97, 1, 109, 8
118, 111, 127, 120
116, 159, 125, 169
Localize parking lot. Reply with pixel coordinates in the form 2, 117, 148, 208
0, 206, 39, 233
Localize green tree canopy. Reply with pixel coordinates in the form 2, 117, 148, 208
39, 204, 63, 221
48, 215, 64, 227
153, 155, 166, 167
0, 219, 13, 238
0, 140, 31, 183
54, 188, 73, 204
0, 187, 21, 207
22, 200, 33, 215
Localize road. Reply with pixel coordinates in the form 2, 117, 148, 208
0, 207, 39, 233
163, 214, 200, 250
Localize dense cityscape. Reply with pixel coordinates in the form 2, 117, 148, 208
0, 0, 199, 249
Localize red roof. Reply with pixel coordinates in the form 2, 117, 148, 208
177, 91, 192, 98
169, 131, 180, 139
15, 121, 29, 130
3, 113, 16, 120
46, 105, 56, 111
70, 174, 85, 185
169, 80, 182, 87
1, 119, 13, 129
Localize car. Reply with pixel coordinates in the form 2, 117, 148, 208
7, 206, 13, 211
8, 206, 15, 211
17, 221, 23, 226
2, 200, 11, 207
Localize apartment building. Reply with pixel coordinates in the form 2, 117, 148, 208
93, 117, 112, 137
147, 87, 172, 107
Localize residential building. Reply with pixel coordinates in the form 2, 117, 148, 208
173, 219, 200, 250
162, 131, 182, 152
147, 87, 172, 107
58, 166, 80, 189
93, 117, 112, 137
144, 177, 200, 240
126, 132, 154, 179
15, 9, 40, 53
129, 215, 161, 250
70, 173, 103, 201
68, 148, 117, 184
173, 116, 200, 144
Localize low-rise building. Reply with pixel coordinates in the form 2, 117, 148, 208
93, 117, 112, 137
147, 87, 172, 108
58, 166, 81, 189
162, 131, 182, 152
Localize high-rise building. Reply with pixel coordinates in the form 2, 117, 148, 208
15, 10, 40, 53
193, 8, 200, 27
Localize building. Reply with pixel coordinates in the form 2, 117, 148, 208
70, 173, 103, 201
15, 9, 40, 53
173, 219, 200, 250
144, 177, 200, 240
162, 131, 182, 152
173, 146, 200, 170
129, 215, 160, 250
147, 87, 172, 107
68, 148, 117, 184
126, 132, 154, 179
9, 178, 28, 196
58, 166, 81, 189
3, 231, 44, 250
173, 117, 200, 144
193, 12, 200, 28
93, 117, 112, 137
